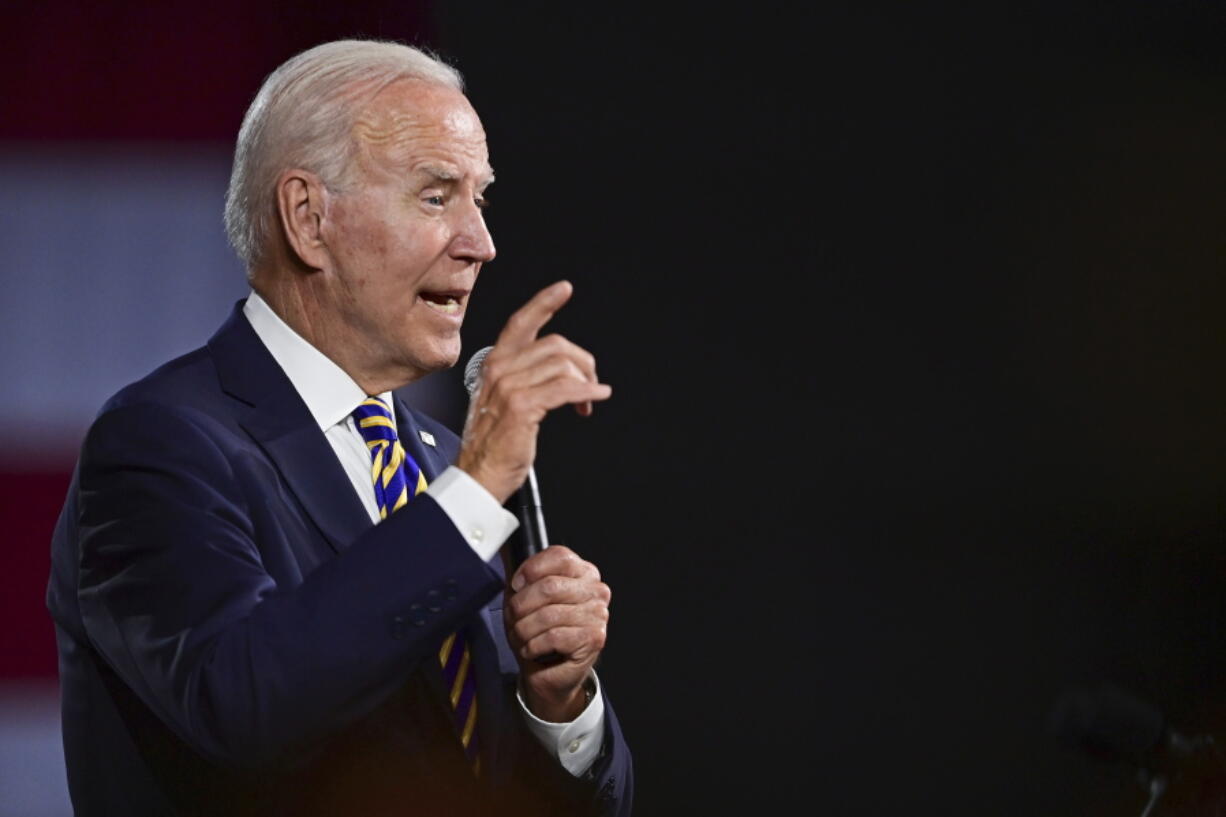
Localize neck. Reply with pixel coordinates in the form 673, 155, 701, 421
252, 270, 419, 395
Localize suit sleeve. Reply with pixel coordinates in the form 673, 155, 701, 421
75, 402, 504, 769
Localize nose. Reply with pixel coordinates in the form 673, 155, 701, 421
450, 199, 496, 264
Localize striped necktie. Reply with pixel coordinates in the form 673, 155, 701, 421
352, 397, 481, 772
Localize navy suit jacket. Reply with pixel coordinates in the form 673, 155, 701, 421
47, 304, 632, 816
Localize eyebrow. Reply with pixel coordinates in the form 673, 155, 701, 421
416, 164, 496, 188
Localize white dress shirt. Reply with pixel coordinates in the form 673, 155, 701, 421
243, 292, 604, 776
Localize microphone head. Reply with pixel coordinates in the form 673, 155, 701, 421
463, 345, 495, 396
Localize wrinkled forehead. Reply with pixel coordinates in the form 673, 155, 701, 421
350, 78, 491, 180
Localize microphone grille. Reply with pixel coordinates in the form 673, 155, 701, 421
463, 346, 495, 395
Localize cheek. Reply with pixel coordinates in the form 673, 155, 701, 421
390, 230, 444, 277
331, 201, 393, 267
330, 208, 440, 297
352, 224, 394, 268
343, 233, 400, 296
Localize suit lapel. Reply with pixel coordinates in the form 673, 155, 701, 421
208, 303, 371, 554
391, 397, 453, 483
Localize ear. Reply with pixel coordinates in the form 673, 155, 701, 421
275, 168, 331, 270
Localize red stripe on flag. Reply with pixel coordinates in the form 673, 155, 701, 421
0, 0, 433, 141
0, 470, 73, 679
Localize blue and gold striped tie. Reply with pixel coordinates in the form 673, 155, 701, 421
352, 397, 481, 773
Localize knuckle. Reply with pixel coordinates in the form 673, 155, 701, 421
540, 576, 562, 599
543, 352, 578, 380
565, 360, 587, 381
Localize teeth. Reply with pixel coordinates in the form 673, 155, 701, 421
423, 296, 460, 314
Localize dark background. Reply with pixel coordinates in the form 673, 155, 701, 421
5, 1, 1226, 814
435, 2, 1226, 814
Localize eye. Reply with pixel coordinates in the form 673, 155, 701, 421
474, 196, 490, 210
424, 195, 445, 207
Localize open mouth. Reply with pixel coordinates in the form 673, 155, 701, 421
419, 290, 467, 316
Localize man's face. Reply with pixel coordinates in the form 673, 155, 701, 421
318, 79, 495, 383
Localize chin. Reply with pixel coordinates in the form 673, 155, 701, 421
409, 337, 463, 375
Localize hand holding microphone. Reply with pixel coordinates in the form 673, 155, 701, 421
465, 347, 548, 572
455, 280, 610, 505
457, 280, 613, 722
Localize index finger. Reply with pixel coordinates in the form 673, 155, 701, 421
495, 280, 574, 352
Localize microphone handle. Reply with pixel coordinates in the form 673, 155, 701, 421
509, 468, 563, 666
510, 467, 548, 571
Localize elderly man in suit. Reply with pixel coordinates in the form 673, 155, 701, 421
47, 40, 632, 816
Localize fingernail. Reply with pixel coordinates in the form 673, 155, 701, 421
512, 572, 526, 591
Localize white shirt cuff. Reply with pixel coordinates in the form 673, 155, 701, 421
517, 674, 607, 777
425, 466, 519, 563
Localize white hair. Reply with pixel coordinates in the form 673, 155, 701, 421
223, 40, 464, 272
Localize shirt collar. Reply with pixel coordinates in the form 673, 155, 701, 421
243, 291, 395, 432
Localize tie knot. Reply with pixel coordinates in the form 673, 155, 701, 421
352, 397, 398, 446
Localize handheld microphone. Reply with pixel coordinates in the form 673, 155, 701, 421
464, 346, 549, 573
